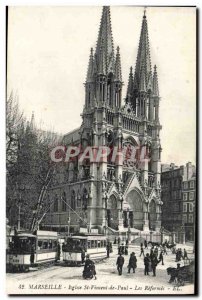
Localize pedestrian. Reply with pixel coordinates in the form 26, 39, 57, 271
106, 244, 110, 258
183, 248, 188, 260
150, 249, 154, 259
83, 254, 96, 279
126, 238, 129, 246
109, 242, 113, 253
114, 237, 117, 244
163, 245, 167, 255
140, 243, 144, 257
128, 252, 137, 273
151, 254, 158, 277
159, 251, 164, 265
144, 253, 150, 275
116, 253, 124, 275
120, 243, 124, 255
154, 246, 158, 257
81, 248, 85, 264
125, 245, 128, 255
179, 248, 183, 260
144, 240, 148, 249
118, 237, 120, 246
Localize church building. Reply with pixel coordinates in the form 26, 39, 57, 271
44, 7, 163, 235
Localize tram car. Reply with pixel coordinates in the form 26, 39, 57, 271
6, 230, 58, 272
62, 234, 107, 265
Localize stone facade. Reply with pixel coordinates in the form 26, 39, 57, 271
44, 7, 162, 234
161, 162, 196, 243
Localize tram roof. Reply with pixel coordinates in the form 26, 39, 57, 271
16, 233, 36, 238
67, 235, 106, 240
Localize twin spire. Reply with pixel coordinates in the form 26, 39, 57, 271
86, 6, 122, 82
126, 11, 159, 100
86, 7, 160, 98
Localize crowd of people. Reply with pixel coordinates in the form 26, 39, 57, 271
61, 236, 191, 280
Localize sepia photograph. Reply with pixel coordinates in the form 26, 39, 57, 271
5, 5, 196, 295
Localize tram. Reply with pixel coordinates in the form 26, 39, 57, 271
6, 230, 58, 272
62, 234, 107, 265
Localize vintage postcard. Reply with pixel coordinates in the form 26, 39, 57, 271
6, 6, 196, 295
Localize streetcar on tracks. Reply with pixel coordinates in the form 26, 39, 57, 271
62, 234, 107, 265
6, 230, 58, 272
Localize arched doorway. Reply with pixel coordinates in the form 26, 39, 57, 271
107, 195, 118, 230
149, 199, 157, 230
126, 189, 144, 230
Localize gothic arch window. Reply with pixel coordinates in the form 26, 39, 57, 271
62, 191, 67, 211
107, 73, 113, 106
54, 194, 58, 212
77, 192, 81, 208
82, 188, 88, 210
71, 190, 76, 210
126, 189, 144, 230
107, 195, 118, 229
149, 199, 157, 230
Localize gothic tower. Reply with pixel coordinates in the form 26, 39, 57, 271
45, 7, 162, 236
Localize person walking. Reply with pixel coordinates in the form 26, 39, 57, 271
140, 243, 144, 257
81, 248, 85, 264
159, 251, 164, 265
183, 248, 188, 260
125, 245, 128, 255
150, 249, 154, 259
106, 244, 110, 258
154, 246, 158, 257
144, 240, 148, 249
151, 254, 158, 276
144, 253, 150, 275
128, 252, 137, 273
116, 253, 124, 275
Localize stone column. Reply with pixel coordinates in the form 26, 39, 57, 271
143, 203, 149, 231
171, 232, 176, 244
118, 198, 124, 231
150, 231, 153, 242
161, 231, 165, 244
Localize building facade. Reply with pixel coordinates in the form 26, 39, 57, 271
43, 7, 163, 235
161, 162, 196, 242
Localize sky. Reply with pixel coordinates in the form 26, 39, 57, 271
7, 6, 196, 166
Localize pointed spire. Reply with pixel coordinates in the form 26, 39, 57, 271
86, 48, 94, 82
134, 9, 152, 91
126, 66, 134, 103
95, 6, 115, 75
153, 65, 159, 96
114, 46, 122, 81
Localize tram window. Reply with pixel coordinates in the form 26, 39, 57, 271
88, 241, 91, 249
100, 241, 103, 247
53, 240, 57, 249
104, 240, 106, 247
38, 240, 43, 250
94, 240, 98, 248
43, 240, 48, 249
48, 240, 53, 249
98, 240, 101, 248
